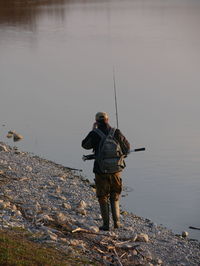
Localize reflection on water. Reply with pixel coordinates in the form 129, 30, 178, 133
0, 0, 66, 30
0, 0, 200, 240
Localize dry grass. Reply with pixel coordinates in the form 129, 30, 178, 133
0, 228, 94, 266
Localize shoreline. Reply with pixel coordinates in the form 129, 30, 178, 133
0, 141, 200, 265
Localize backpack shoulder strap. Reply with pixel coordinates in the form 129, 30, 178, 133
108, 127, 116, 138
93, 128, 106, 139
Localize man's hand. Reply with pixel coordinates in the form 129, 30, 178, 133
92, 122, 98, 130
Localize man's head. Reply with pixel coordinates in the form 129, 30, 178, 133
95, 112, 109, 123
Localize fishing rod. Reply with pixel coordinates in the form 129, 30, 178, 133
82, 67, 146, 162
82, 147, 145, 161
113, 66, 119, 128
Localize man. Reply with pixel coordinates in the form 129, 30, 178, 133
82, 112, 130, 231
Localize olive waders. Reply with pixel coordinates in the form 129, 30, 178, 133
110, 196, 120, 229
99, 201, 110, 231
98, 196, 120, 231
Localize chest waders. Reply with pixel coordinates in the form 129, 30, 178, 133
98, 187, 121, 231
110, 194, 121, 229
99, 200, 110, 231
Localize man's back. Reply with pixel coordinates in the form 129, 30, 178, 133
82, 121, 130, 174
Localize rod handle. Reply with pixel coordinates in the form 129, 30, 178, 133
132, 147, 145, 152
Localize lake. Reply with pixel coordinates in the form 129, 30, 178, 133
0, 0, 200, 240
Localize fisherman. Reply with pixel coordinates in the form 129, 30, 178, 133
82, 112, 130, 231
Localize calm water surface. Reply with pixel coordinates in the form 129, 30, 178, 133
0, 0, 200, 240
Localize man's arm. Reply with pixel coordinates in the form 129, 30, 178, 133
82, 131, 94, 150
115, 129, 130, 155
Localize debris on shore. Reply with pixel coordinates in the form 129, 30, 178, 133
0, 141, 200, 265
6, 131, 24, 142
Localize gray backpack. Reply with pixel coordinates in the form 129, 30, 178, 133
94, 128, 125, 174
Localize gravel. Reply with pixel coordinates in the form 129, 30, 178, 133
0, 142, 200, 265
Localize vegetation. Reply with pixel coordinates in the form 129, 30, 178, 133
0, 228, 92, 266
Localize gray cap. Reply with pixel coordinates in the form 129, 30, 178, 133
95, 112, 109, 121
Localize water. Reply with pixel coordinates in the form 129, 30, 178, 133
0, 0, 200, 240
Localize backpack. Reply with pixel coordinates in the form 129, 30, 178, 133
94, 128, 125, 174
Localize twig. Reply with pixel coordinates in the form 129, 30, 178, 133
72, 227, 117, 237
135, 247, 145, 259
114, 240, 132, 246
94, 247, 105, 254
113, 248, 123, 266
120, 252, 126, 259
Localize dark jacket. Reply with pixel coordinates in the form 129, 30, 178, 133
82, 122, 130, 173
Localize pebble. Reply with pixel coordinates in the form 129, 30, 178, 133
78, 200, 87, 209
0, 201, 10, 209
0, 145, 8, 152
76, 208, 87, 215
136, 233, 149, 243
153, 258, 163, 265
6, 133, 13, 139
90, 226, 99, 233
13, 132, 24, 142
116, 242, 137, 249
62, 202, 71, 209
182, 231, 189, 238
56, 212, 71, 225
48, 233, 58, 241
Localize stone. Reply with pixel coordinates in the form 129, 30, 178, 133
90, 226, 99, 233
132, 254, 144, 265
121, 211, 128, 215
15, 151, 22, 155
47, 233, 58, 241
136, 233, 149, 243
12, 205, 17, 211
70, 239, 84, 247
153, 258, 163, 265
116, 242, 138, 249
56, 212, 69, 224
6, 132, 13, 138
77, 208, 87, 215
78, 200, 87, 209
15, 210, 22, 216
59, 195, 66, 200
182, 231, 189, 238
0, 145, 8, 152
142, 250, 153, 260
25, 166, 32, 172
13, 132, 24, 142
58, 175, 67, 181
62, 202, 71, 209
0, 201, 11, 209
60, 238, 68, 243
55, 185, 61, 193
48, 181, 54, 186
132, 249, 138, 256
37, 214, 54, 223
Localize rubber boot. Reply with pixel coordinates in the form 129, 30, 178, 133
99, 202, 109, 231
110, 199, 121, 229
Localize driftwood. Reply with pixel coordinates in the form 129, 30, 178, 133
71, 227, 118, 238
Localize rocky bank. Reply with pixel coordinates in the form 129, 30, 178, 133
0, 142, 200, 265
